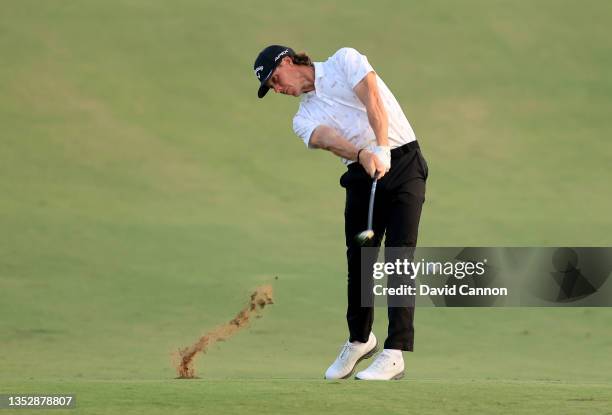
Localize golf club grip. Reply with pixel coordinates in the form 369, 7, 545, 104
367, 179, 377, 230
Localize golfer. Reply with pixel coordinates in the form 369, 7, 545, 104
253, 45, 428, 380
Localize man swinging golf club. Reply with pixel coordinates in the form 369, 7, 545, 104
253, 45, 428, 380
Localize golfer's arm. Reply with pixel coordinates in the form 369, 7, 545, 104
309, 125, 359, 161
354, 72, 389, 147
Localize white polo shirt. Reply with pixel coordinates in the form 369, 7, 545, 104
292, 47, 417, 165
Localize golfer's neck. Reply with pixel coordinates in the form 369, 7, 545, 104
301, 66, 315, 93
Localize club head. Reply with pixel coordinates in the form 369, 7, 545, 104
355, 229, 375, 246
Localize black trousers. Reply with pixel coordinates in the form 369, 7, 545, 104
339, 141, 428, 351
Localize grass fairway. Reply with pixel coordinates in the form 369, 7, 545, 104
2, 379, 612, 415
1, 0, 612, 414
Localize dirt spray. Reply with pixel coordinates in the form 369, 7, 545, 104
175, 285, 274, 378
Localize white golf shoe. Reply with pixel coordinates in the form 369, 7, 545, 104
355, 349, 405, 380
324, 332, 378, 380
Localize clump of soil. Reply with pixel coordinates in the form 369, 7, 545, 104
175, 285, 274, 378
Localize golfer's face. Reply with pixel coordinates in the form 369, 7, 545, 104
267, 59, 300, 96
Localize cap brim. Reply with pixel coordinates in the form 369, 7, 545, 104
258, 84, 270, 98
257, 67, 275, 98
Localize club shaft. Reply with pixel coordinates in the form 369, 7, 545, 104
367, 179, 377, 230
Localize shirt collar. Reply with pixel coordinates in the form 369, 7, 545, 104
306, 62, 323, 97
314, 61, 325, 79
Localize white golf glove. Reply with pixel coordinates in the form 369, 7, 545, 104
370, 145, 391, 172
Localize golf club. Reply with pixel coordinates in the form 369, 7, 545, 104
355, 178, 378, 245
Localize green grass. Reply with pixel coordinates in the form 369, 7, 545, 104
1, 0, 612, 414
3, 379, 612, 415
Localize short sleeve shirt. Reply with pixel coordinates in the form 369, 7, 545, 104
292, 47, 417, 165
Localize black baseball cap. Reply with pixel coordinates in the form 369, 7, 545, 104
253, 45, 296, 98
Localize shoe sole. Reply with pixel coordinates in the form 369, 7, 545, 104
355, 371, 405, 381
324, 341, 379, 380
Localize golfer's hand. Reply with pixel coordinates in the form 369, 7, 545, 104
360, 150, 387, 179
371, 145, 391, 172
